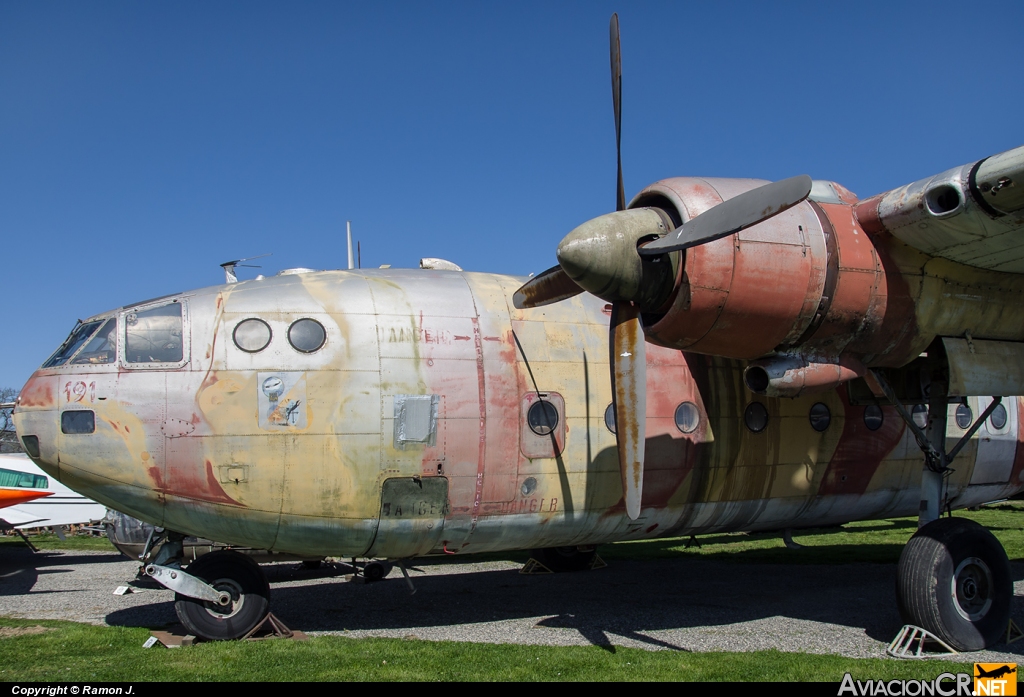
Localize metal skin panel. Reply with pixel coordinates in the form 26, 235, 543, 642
799, 202, 883, 356
642, 194, 825, 357
944, 338, 1024, 397
14, 267, 1024, 559
855, 146, 1024, 273
972, 397, 1018, 487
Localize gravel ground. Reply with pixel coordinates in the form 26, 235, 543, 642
2, 546, 1024, 662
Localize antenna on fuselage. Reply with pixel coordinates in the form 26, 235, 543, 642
220, 253, 271, 284
346, 221, 354, 270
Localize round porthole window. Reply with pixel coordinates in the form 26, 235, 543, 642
528, 400, 559, 436
955, 403, 973, 430
674, 402, 700, 434
521, 477, 537, 496
744, 402, 769, 434
288, 318, 326, 353
809, 402, 831, 432
233, 318, 272, 353
990, 403, 1008, 431
911, 404, 928, 430
604, 403, 616, 434
864, 404, 884, 431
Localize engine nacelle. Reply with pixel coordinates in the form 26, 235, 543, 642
634, 177, 905, 363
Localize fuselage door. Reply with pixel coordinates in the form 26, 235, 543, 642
970, 397, 1018, 485
366, 476, 448, 558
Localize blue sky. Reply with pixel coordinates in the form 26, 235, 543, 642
2, 1, 1022, 389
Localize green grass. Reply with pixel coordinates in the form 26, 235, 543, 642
410, 501, 1024, 568
0, 617, 982, 682
599, 502, 1024, 565
0, 531, 116, 552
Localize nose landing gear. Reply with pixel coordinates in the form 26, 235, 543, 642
172, 550, 271, 641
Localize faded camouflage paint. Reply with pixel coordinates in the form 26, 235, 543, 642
638, 177, 1024, 372
14, 265, 1024, 558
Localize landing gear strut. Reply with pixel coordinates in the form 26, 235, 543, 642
870, 358, 1012, 650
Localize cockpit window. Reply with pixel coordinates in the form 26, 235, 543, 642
0, 467, 47, 489
41, 320, 104, 368
71, 318, 117, 365
125, 303, 183, 363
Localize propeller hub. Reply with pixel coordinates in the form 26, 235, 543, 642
556, 208, 678, 309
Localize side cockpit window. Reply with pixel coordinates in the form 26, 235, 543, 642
71, 317, 117, 365
42, 320, 105, 368
125, 302, 184, 364
0, 467, 48, 489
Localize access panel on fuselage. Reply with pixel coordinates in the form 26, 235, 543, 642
368, 270, 520, 553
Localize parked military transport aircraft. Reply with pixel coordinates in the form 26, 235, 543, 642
11, 16, 1024, 648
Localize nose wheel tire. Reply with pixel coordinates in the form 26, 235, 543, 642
896, 517, 1011, 651
174, 550, 270, 641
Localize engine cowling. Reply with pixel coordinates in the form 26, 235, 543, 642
632, 177, 913, 369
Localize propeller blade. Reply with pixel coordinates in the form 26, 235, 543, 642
638, 175, 813, 256
513, 265, 585, 309
610, 13, 625, 212
611, 302, 645, 520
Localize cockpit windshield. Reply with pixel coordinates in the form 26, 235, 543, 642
41, 320, 104, 368
71, 317, 117, 365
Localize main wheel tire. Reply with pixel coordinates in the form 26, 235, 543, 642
896, 517, 1011, 651
530, 546, 597, 572
363, 560, 393, 582
174, 550, 270, 641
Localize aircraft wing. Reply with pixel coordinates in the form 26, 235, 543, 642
0, 507, 49, 528
856, 145, 1024, 272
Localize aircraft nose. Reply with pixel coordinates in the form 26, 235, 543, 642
12, 371, 60, 478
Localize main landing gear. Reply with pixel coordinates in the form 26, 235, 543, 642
897, 517, 1011, 651
870, 359, 1012, 651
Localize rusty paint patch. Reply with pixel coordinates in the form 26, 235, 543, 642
18, 374, 55, 409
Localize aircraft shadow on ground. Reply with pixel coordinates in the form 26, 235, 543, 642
0, 547, 122, 597
101, 556, 1024, 654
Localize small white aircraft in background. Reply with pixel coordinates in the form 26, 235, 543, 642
0, 453, 106, 536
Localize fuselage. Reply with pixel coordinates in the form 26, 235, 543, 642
12, 266, 1024, 558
